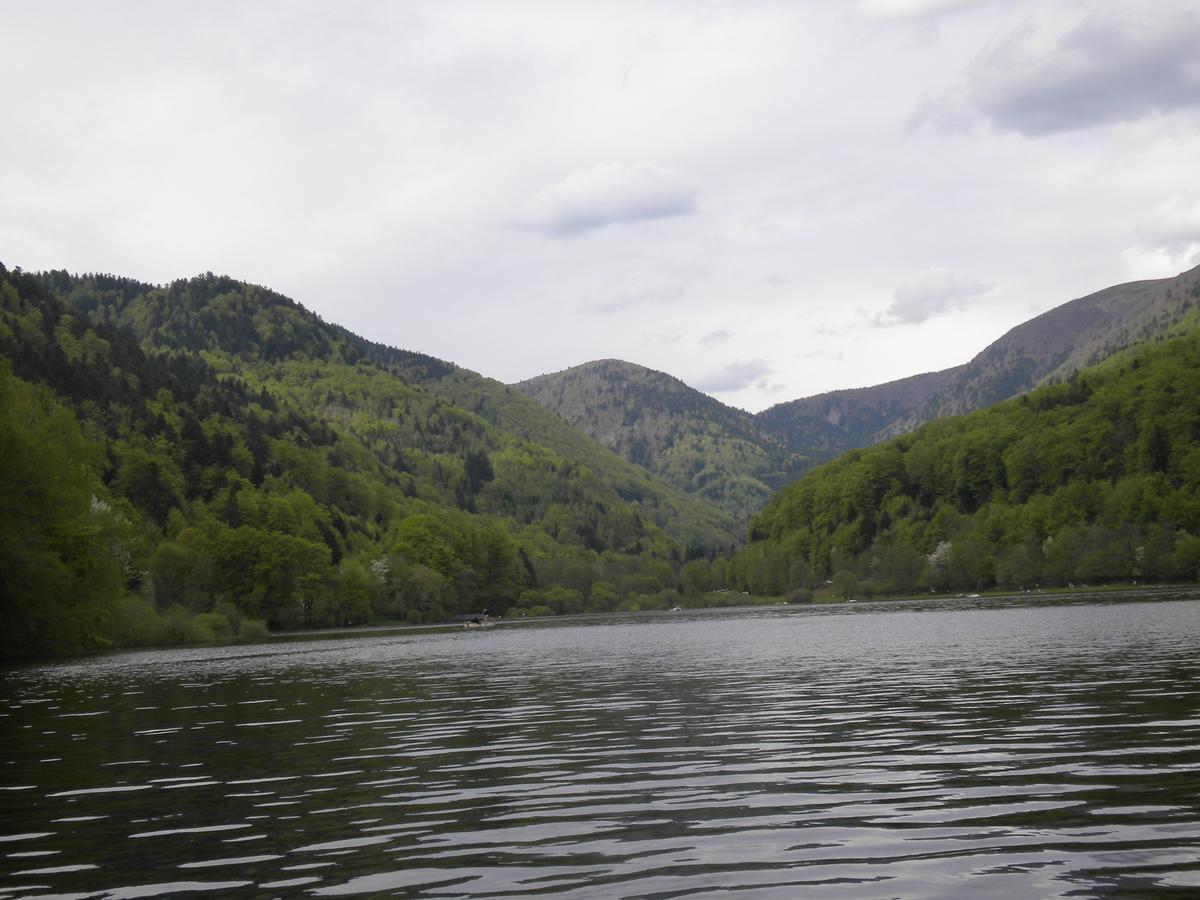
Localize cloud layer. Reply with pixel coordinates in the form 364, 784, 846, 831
1122, 195, 1200, 276
970, 9, 1200, 134
695, 359, 774, 394
4, 3, 1200, 411
854, 0, 980, 22
879, 268, 994, 326
519, 163, 699, 237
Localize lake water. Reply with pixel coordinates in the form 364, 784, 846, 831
4, 591, 1200, 898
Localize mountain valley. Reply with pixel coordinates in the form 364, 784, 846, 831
518, 264, 1200, 519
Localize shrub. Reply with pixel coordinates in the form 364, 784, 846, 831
192, 612, 234, 642
238, 618, 270, 641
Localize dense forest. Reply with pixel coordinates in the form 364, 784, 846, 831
517, 359, 807, 523
726, 315, 1200, 598
8, 259, 1200, 660
516, 266, 1200, 513
0, 265, 736, 659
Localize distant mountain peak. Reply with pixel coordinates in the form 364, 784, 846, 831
515, 358, 807, 522
515, 264, 1200, 521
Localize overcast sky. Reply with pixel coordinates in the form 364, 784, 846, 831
4, 1, 1200, 412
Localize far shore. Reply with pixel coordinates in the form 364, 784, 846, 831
10, 583, 1197, 667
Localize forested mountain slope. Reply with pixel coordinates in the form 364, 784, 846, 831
344, 343, 738, 545
515, 359, 806, 522
755, 366, 964, 463
516, 266, 1200, 521
884, 263, 1200, 435
0, 265, 735, 658
42, 269, 736, 547
725, 318, 1200, 597
763, 264, 1200, 451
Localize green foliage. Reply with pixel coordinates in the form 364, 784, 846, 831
1, 264, 739, 656
731, 325, 1200, 596
0, 362, 125, 658
516, 359, 807, 523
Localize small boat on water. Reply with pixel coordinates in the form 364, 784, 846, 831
464, 610, 495, 629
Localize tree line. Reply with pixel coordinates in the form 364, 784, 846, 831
0, 266, 728, 659
727, 318, 1200, 598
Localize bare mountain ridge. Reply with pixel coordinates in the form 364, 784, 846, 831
756, 365, 966, 460
515, 264, 1200, 516
885, 265, 1200, 435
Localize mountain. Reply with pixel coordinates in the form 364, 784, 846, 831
337, 342, 739, 550
1, 265, 737, 658
726, 319, 1200, 598
764, 263, 1200, 448
755, 366, 964, 462
885, 263, 1200, 434
515, 359, 808, 523
517, 265, 1200, 519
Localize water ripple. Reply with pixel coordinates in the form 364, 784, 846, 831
2, 593, 1200, 897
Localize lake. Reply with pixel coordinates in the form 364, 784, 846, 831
3, 591, 1200, 898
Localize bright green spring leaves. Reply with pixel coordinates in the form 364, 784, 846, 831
0, 266, 714, 657
732, 330, 1200, 597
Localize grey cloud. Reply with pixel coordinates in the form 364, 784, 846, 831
967, 11, 1200, 135
519, 162, 698, 237
695, 359, 773, 393
877, 267, 992, 325
701, 329, 733, 348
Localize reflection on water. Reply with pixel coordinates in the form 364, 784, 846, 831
3, 591, 1200, 897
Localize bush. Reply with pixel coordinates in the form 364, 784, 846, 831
213, 601, 244, 632
107, 595, 166, 647
238, 618, 270, 641
192, 612, 234, 642
160, 605, 208, 644
831, 570, 861, 600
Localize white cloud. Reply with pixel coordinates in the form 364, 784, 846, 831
579, 249, 711, 315
854, 0, 980, 22
1120, 196, 1200, 277
1137, 196, 1200, 252
4, 2, 1200, 413
518, 163, 699, 237
878, 268, 994, 325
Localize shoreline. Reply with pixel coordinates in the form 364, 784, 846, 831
7, 582, 1199, 668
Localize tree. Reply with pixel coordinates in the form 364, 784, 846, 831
392, 513, 463, 578
830, 570, 860, 601
679, 558, 711, 596
0, 366, 125, 658
588, 581, 620, 612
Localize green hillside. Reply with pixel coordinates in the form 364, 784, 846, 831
727, 320, 1200, 597
0, 266, 734, 658
348, 347, 739, 548
516, 359, 807, 523
515, 268, 1200, 526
